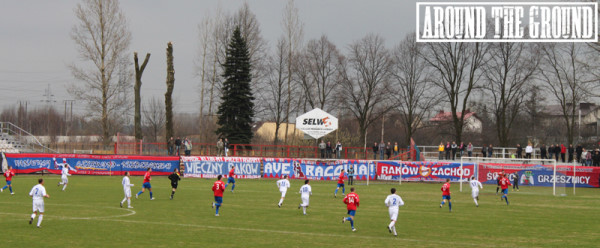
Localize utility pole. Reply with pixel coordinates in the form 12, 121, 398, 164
41, 84, 56, 136
63, 100, 75, 136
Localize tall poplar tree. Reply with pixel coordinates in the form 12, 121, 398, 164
216, 26, 255, 144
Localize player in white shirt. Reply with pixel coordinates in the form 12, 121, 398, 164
55, 158, 75, 191
29, 178, 49, 228
298, 180, 312, 215
276, 175, 291, 208
384, 188, 404, 236
120, 172, 135, 208
469, 176, 483, 207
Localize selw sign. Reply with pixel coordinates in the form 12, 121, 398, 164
295, 108, 338, 139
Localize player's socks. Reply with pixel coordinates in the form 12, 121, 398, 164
171, 191, 175, 199
389, 220, 395, 229
440, 201, 445, 206
127, 199, 131, 207
1, 185, 6, 191
121, 197, 126, 205
216, 205, 220, 215
37, 215, 43, 227
9, 186, 12, 193
302, 206, 306, 215
31, 213, 36, 219
137, 191, 143, 196
349, 219, 354, 229
342, 187, 345, 194
278, 199, 283, 206
448, 202, 452, 211
224, 183, 228, 188
62, 185, 67, 191
473, 198, 478, 206
335, 188, 338, 195
392, 226, 397, 236
504, 196, 509, 205
231, 185, 235, 191
149, 192, 153, 199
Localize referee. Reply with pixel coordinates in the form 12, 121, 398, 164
168, 168, 181, 200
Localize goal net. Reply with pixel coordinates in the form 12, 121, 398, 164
460, 156, 571, 196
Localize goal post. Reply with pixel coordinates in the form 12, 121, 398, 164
460, 156, 563, 196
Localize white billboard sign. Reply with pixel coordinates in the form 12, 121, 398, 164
295, 108, 338, 139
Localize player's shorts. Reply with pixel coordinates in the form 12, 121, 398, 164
143, 182, 152, 189
442, 195, 451, 200
214, 196, 223, 204
337, 183, 344, 188
124, 188, 131, 198
171, 182, 178, 189
61, 176, 68, 183
227, 177, 235, 184
33, 200, 44, 213
347, 210, 356, 216
471, 189, 479, 198
280, 190, 287, 198
388, 208, 398, 221
502, 188, 508, 195
5, 180, 11, 186
301, 195, 309, 206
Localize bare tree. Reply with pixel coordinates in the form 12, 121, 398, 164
165, 42, 175, 143
134, 52, 150, 141
280, 0, 304, 144
484, 43, 539, 146
195, 15, 217, 142
69, 0, 132, 146
422, 42, 488, 144
390, 34, 439, 145
341, 34, 393, 148
207, 8, 227, 116
297, 35, 344, 112
143, 97, 165, 142
539, 43, 598, 144
263, 38, 290, 145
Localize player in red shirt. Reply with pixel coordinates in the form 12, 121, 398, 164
499, 174, 512, 205
224, 165, 236, 193
496, 170, 505, 195
334, 169, 345, 198
1, 166, 16, 195
342, 187, 359, 231
212, 175, 226, 216
136, 168, 154, 200
439, 178, 452, 212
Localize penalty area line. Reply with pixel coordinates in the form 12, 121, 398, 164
96, 218, 481, 246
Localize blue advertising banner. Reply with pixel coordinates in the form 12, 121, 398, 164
262, 158, 376, 180
182, 156, 262, 178
4, 153, 180, 175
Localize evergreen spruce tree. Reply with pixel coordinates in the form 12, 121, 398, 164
216, 26, 255, 145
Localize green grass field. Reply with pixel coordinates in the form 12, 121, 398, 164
0, 175, 599, 247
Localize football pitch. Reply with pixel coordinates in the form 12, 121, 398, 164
0, 175, 599, 247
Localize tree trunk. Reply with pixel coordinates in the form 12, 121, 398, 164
134, 52, 151, 141
165, 42, 175, 143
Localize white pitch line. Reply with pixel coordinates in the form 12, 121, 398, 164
0, 203, 136, 220
94, 218, 483, 247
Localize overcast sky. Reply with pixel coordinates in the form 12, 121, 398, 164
0, 0, 422, 116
